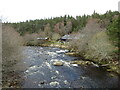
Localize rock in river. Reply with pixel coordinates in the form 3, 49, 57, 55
64, 80, 69, 85
49, 81, 59, 87
52, 61, 64, 66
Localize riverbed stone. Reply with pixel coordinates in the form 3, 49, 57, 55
51, 76, 57, 79
81, 76, 86, 80
49, 81, 59, 87
64, 80, 69, 85
52, 61, 64, 66
70, 60, 92, 65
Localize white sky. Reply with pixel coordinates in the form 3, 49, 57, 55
0, 0, 119, 22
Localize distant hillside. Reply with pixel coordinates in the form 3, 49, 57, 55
4, 10, 119, 37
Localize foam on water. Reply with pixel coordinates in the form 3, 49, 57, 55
56, 50, 69, 53
43, 61, 52, 69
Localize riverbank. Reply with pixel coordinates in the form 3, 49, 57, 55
66, 52, 119, 75
36, 41, 120, 75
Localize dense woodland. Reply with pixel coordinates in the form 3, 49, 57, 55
4, 11, 119, 35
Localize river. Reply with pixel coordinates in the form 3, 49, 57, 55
21, 46, 119, 88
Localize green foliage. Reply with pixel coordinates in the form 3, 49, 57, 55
107, 15, 120, 47
5, 14, 89, 36
3, 11, 118, 46
92, 10, 100, 18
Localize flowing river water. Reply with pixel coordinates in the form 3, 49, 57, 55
21, 46, 119, 88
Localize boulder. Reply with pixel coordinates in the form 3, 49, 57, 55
52, 61, 64, 66
70, 60, 92, 65
49, 81, 59, 86
64, 80, 69, 85
51, 76, 57, 79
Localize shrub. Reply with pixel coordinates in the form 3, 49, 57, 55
23, 33, 47, 46
69, 18, 104, 55
51, 33, 61, 41
2, 25, 23, 69
2, 25, 24, 87
85, 31, 116, 63
23, 33, 38, 45
69, 39, 80, 52
69, 18, 118, 62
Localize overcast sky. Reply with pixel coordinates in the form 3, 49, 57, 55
0, 0, 119, 22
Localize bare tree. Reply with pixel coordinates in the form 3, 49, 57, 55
2, 25, 24, 87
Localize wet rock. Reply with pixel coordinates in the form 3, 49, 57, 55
64, 80, 69, 85
38, 84, 41, 87
65, 52, 75, 56
65, 52, 80, 56
71, 64, 78, 67
91, 62, 99, 67
49, 81, 59, 87
81, 76, 86, 80
52, 61, 64, 66
70, 60, 92, 65
51, 76, 57, 79
55, 71, 59, 74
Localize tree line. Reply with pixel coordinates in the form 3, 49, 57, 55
4, 10, 119, 37
4, 10, 120, 50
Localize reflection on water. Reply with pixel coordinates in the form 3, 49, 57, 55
22, 46, 119, 88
